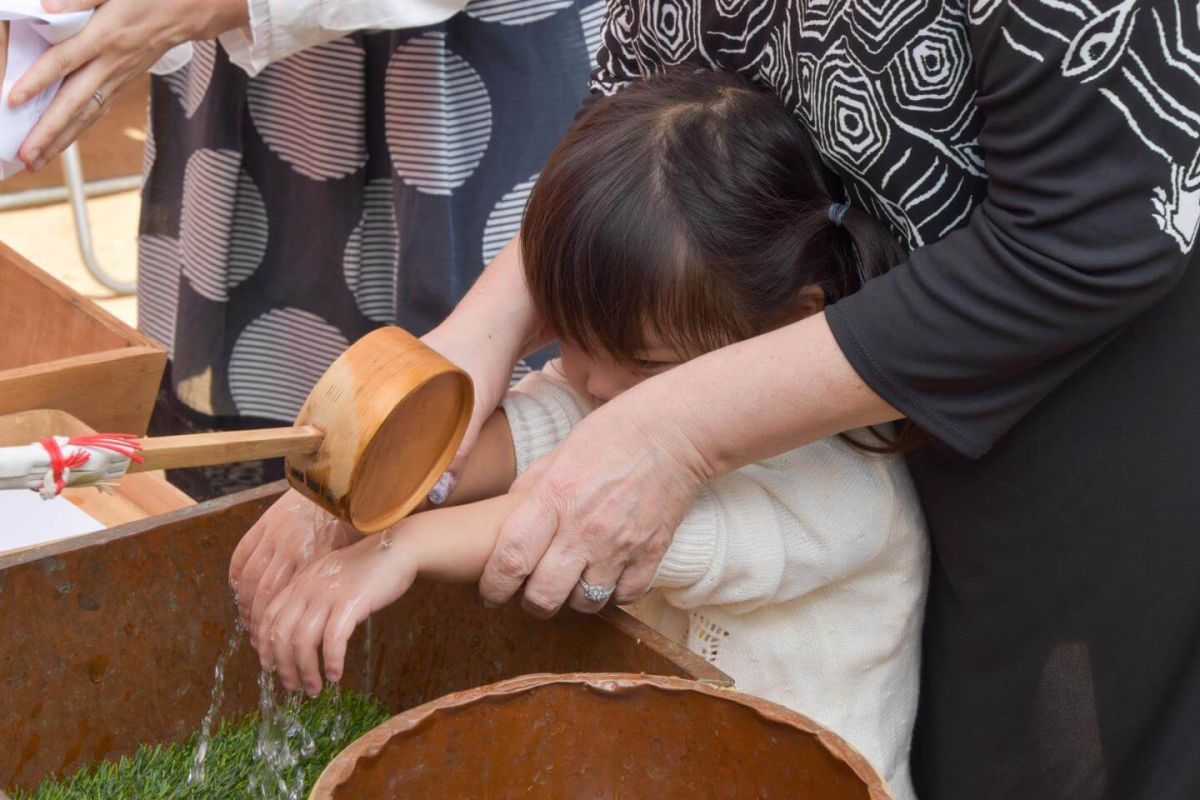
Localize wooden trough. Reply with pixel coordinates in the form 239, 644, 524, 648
0, 482, 727, 794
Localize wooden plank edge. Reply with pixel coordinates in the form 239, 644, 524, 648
0, 242, 157, 349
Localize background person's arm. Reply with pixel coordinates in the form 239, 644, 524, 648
219, 0, 470, 77
8, 0, 469, 170
9, 0, 249, 171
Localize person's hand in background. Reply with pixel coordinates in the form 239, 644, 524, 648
9, 0, 248, 171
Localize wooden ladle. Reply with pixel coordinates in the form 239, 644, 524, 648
128, 326, 472, 532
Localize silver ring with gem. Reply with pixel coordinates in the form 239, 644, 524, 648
578, 577, 615, 604
92, 89, 105, 109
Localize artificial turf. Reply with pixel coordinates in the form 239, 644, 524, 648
10, 687, 390, 800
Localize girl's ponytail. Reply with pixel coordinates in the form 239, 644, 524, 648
825, 202, 928, 455
825, 201, 906, 294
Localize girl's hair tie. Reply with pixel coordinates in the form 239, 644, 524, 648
828, 202, 850, 226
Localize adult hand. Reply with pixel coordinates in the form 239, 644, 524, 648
9, 0, 249, 171
479, 376, 710, 617
228, 489, 358, 639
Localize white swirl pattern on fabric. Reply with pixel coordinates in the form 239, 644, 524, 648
344, 179, 400, 324
385, 32, 493, 196
594, 0, 1200, 253
180, 149, 268, 302
247, 38, 368, 181
229, 308, 350, 421
985, 0, 1200, 252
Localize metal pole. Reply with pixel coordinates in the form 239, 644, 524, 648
61, 143, 137, 295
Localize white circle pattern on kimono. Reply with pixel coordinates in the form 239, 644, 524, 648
481, 173, 538, 266
141, 104, 156, 180
229, 308, 350, 421
385, 32, 493, 196
180, 149, 268, 302
344, 179, 400, 324
465, 0, 574, 25
247, 38, 369, 181
163, 40, 217, 118
136, 235, 183, 358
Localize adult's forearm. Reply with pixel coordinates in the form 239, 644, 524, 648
641, 312, 901, 480
429, 237, 548, 362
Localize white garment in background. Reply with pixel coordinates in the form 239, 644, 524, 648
218, 0, 471, 76
502, 363, 930, 800
0, 0, 189, 178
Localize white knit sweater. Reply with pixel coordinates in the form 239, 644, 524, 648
502, 364, 929, 800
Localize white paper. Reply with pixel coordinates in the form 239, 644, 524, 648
0, 488, 103, 555
0, 0, 192, 178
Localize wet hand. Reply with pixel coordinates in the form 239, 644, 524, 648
256, 533, 419, 696
228, 489, 358, 634
479, 379, 710, 617
10, 0, 248, 171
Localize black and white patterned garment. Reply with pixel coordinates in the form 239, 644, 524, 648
592, 3, 1200, 799
137, 1, 598, 495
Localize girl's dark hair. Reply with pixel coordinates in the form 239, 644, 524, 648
521, 68, 922, 453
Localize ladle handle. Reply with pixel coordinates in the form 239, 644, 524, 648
128, 426, 324, 473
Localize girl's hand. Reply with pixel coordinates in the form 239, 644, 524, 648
479, 377, 709, 616
256, 532, 419, 695
10, 0, 248, 171
228, 489, 358, 634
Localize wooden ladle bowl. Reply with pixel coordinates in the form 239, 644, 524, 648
284, 326, 472, 532
76, 326, 475, 532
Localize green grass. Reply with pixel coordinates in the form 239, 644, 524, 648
11, 688, 390, 800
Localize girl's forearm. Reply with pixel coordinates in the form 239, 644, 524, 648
392, 493, 525, 583
640, 313, 900, 479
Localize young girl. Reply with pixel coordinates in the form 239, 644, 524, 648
252, 70, 927, 799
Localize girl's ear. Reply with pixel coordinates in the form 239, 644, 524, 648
789, 284, 827, 322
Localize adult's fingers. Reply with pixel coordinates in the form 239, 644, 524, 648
8, 24, 101, 110
478, 492, 560, 605
612, 555, 659, 606
521, 544, 588, 619
567, 561, 625, 614
19, 62, 112, 169
42, 0, 107, 13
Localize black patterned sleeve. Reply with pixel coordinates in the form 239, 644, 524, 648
825, 3, 1200, 457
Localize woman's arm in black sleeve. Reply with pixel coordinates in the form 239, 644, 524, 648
826, 2, 1199, 457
